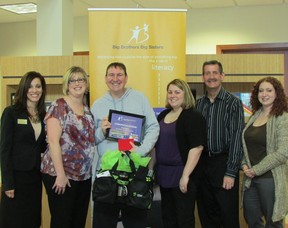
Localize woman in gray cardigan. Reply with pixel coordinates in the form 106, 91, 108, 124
242, 77, 288, 227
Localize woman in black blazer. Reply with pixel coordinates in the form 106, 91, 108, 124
154, 79, 207, 228
0, 71, 47, 228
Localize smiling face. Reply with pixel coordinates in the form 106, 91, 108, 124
258, 81, 276, 110
105, 66, 128, 98
68, 72, 87, 98
167, 84, 184, 110
27, 77, 43, 106
202, 64, 224, 91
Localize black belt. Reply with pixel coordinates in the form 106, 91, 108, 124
202, 150, 228, 158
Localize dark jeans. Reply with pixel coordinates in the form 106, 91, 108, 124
243, 177, 283, 228
42, 174, 91, 228
197, 155, 240, 228
93, 201, 148, 228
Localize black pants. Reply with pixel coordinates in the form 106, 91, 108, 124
0, 170, 42, 228
197, 155, 240, 228
160, 180, 198, 228
93, 201, 148, 228
42, 174, 91, 228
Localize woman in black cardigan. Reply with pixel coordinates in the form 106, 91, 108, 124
0, 71, 47, 228
154, 79, 206, 228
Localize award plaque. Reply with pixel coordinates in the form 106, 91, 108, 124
106, 110, 146, 145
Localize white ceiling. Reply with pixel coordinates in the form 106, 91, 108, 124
0, 0, 287, 24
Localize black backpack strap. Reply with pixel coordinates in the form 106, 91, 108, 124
124, 151, 137, 174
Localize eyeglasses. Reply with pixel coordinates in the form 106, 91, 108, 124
69, 78, 86, 84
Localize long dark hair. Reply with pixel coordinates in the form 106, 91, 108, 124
14, 71, 47, 119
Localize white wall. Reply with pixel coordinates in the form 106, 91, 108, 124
0, 16, 88, 56
0, 21, 36, 56
0, 4, 287, 56
186, 4, 288, 54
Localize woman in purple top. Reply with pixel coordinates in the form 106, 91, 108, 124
41, 66, 96, 228
155, 79, 206, 228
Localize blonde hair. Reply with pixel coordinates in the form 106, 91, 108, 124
165, 79, 195, 109
62, 66, 89, 95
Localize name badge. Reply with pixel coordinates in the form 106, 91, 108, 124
17, 119, 27, 125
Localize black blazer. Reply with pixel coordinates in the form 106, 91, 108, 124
0, 106, 47, 191
157, 108, 207, 165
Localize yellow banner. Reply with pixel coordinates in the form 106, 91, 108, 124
89, 9, 186, 107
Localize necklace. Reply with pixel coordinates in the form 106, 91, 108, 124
29, 114, 40, 124
28, 108, 40, 124
27, 105, 40, 123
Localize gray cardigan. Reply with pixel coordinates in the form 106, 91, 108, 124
242, 109, 288, 222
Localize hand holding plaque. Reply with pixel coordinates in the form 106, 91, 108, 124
106, 110, 145, 145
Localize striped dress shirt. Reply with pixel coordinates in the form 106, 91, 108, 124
196, 87, 244, 177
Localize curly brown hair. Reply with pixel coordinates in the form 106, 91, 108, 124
250, 77, 288, 116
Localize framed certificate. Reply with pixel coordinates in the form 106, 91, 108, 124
106, 110, 146, 145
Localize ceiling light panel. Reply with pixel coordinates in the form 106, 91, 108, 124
0, 3, 37, 14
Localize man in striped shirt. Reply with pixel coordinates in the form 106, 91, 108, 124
196, 60, 244, 228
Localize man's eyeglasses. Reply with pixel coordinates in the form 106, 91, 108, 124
69, 78, 86, 84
